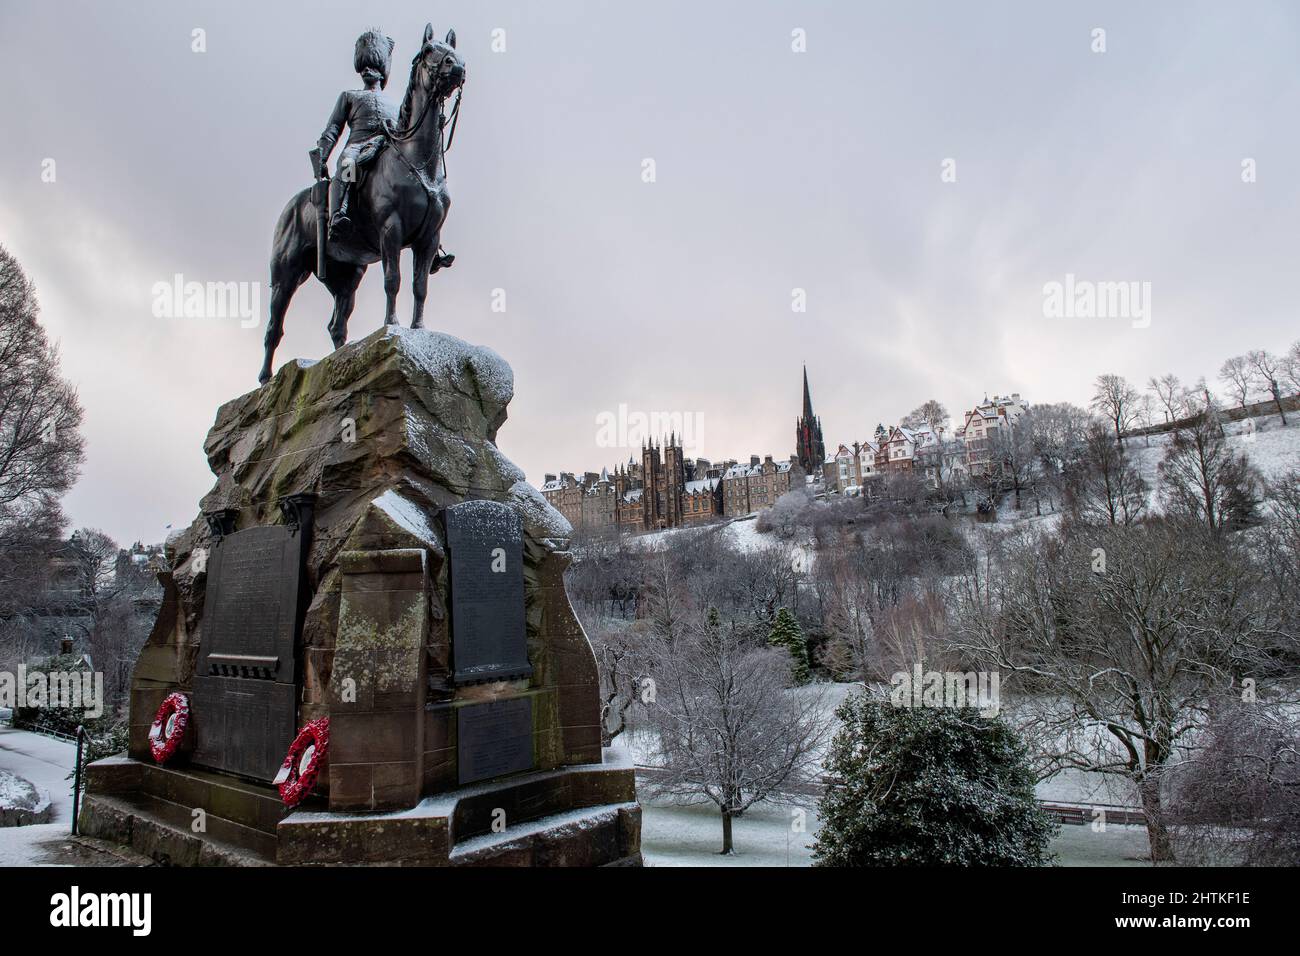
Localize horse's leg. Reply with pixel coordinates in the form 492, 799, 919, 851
380, 222, 402, 326
410, 239, 437, 330
325, 262, 366, 349
260, 263, 310, 385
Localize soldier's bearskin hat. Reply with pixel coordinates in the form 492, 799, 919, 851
354, 29, 395, 89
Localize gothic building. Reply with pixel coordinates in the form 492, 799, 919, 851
795, 365, 826, 477
542, 438, 798, 534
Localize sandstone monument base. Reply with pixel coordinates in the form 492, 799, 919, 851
79, 326, 641, 866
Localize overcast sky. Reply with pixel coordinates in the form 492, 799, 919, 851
3, 0, 1299, 545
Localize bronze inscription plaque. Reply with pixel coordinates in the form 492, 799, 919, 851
191, 523, 307, 782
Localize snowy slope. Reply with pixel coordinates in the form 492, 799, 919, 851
1125, 412, 1299, 496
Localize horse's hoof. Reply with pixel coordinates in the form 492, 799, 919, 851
410, 320, 424, 330
258, 372, 271, 386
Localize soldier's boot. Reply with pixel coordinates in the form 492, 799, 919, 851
328, 179, 354, 239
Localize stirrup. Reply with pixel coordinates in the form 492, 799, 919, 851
329, 214, 352, 241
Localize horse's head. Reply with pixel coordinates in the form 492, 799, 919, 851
414, 22, 465, 100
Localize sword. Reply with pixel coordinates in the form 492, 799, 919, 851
308, 147, 328, 281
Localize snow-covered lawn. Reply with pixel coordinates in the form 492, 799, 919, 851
1051, 824, 1151, 867
641, 797, 820, 867
640, 798, 1152, 866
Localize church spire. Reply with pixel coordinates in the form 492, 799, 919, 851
795, 364, 826, 475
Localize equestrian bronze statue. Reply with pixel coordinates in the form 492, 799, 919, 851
259, 23, 466, 385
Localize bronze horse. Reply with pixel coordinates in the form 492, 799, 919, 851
259, 23, 466, 385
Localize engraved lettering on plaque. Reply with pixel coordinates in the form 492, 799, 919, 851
191, 522, 309, 781
457, 697, 534, 784
444, 500, 531, 684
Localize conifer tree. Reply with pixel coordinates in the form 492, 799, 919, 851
767, 606, 809, 684
813, 693, 1056, 866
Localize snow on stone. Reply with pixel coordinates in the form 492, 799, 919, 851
0, 769, 40, 810
486, 445, 526, 486
508, 480, 573, 538
388, 327, 514, 407
373, 490, 438, 548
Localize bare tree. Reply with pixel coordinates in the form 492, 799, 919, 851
1090, 374, 1141, 444
985, 415, 1037, 512
1023, 401, 1089, 513
0, 245, 85, 533
813, 540, 880, 680
1159, 409, 1261, 533
1064, 422, 1148, 526
901, 399, 950, 435
642, 609, 830, 854
0, 246, 85, 676
1283, 340, 1300, 396
1219, 354, 1254, 408
952, 520, 1272, 862
1147, 373, 1182, 424
1181, 376, 1215, 417
589, 619, 651, 746
1246, 349, 1289, 424
1168, 701, 1300, 866
67, 529, 148, 707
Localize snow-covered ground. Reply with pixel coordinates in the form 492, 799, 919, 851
0, 725, 74, 822
0, 725, 78, 866
633, 515, 818, 572
641, 797, 820, 867
1126, 411, 1299, 500
639, 794, 1151, 866
629, 681, 1151, 866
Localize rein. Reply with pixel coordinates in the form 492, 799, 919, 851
379, 56, 464, 242
385, 65, 462, 178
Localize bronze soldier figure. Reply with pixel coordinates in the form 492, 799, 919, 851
316, 29, 398, 238
260, 23, 466, 386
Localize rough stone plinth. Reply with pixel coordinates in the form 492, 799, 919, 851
81, 326, 636, 865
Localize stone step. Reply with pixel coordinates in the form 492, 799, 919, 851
448, 801, 641, 867
136, 762, 288, 836
80, 791, 277, 865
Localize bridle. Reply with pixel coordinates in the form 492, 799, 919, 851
383, 44, 464, 243
386, 45, 464, 175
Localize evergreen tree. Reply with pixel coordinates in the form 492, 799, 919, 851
767, 606, 809, 684
812, 692, 1057, 866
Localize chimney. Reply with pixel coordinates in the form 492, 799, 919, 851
60, 637, 73, 655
